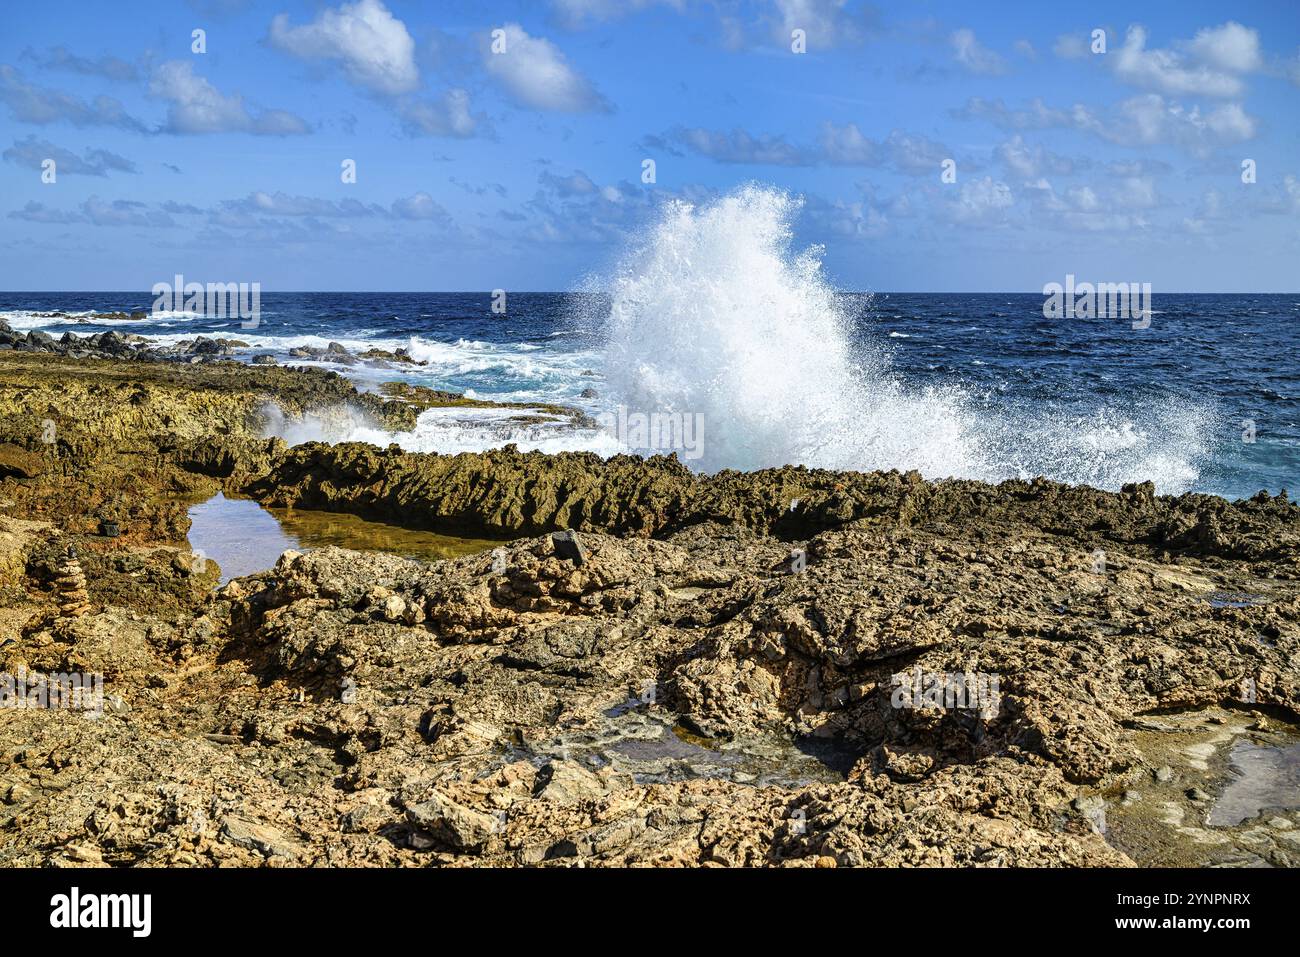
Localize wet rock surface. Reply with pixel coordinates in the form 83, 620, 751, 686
0, 354, 1297, 867
1103, 708, 1300, 866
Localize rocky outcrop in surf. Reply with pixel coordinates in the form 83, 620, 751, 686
244, 440, 1299, 565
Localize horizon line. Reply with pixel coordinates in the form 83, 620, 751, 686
3, 289, 1299, 296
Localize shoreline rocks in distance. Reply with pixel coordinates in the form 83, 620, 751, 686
0, 316, 429, 373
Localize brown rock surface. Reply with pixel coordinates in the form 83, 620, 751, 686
0, 354, 1297, 868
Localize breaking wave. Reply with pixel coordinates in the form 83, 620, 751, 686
596, 184, 1213, 492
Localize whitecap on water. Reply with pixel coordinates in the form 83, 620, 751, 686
588, 184, 1213, 492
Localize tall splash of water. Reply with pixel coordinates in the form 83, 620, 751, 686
597, 185, 1213, 491
600, 185, 983, 476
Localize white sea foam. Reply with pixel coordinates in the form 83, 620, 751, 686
594, 186, 976, 476
259, 401, 381, 446
351, 406, 624, 457
589, 184, 1213, 492
0, 309, 203, 330
968, 400, 1214, 493
401, 337, 582, 379
1, 310, 119, 330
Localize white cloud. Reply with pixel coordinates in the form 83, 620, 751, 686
540, 168, 599, 196
1181, 187, 1229, 234
8, 200, 82, 224
771, 0, 873, 49
1284, 175, 1300, 212
10, 196, 175, 227
1189, 21, 1261, 73
881, 129, 950, 174
1052, 33, 1089, 59
25, 47, 139, 83
520, 168, 662, 245
3, 135, 136, 176
1066, 185, 1099, 212
664, 122, 950, 174
1202, 101, 1256, 140
819, 122, 876, 165
950, 28, 1007, 75
0, 65, 149, 132
803, 192, 892, 239
1112, 25, 1247, 98
84, 197, 174, 227
1023, 179, 1153, 233
956, 93, 1257, 154
553, 0, 875, 49
149, 61, 309, 135
256, 110, 313, 135
955, 96, 1077, 132
1118, 93, 1256, 146
269, 0, 418, 96
148, 62, 240, 131
221, 191, 384, 217
401, 89, 483, 138
1114, 176, 1159, 209
946, 176, 1014, 224
391, 192, 450, 221
482, 23, 610, 113
995, 135, 1076, 179
670, 126, 808, 165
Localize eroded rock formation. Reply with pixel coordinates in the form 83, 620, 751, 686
0, 354, 1297, 868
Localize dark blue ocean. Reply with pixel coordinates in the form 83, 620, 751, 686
2, 291, 1296, 501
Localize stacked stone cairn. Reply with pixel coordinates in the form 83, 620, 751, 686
55, 546, 91, 619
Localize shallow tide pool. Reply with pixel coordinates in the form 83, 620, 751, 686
186, 492, 499, 583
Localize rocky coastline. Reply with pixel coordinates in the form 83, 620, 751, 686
1, 347, 1298, 867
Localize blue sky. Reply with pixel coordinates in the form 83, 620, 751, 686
1, 0, 1298, 291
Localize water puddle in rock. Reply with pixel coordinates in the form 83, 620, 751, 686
1102, 707, 1300, 867
1207, 739, 1300, 827
1206, 591, 1267, 609
186, 492, 498, 584
512, 698, 859, 789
